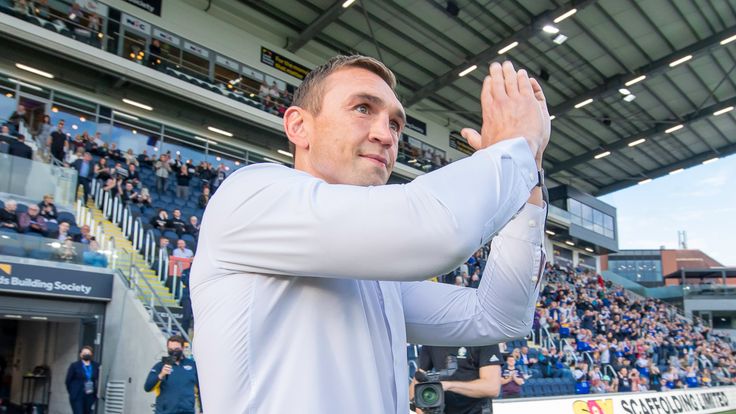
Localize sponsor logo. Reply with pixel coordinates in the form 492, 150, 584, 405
0, 264, 12, 275
572, 399, 613, 414
489, 355, 500, 363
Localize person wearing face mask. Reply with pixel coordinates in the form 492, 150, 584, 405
144, 336, 202, 414
65, 346, 100, 414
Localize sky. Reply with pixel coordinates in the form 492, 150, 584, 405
599, 153, 736, 266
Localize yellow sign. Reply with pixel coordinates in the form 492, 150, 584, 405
0, 264, 11, 275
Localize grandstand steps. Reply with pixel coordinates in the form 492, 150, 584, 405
85, 203, 179, 308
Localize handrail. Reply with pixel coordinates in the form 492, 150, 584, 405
604, 364, 617, 380
128, 265, 190, 343
584, 351, 594, 367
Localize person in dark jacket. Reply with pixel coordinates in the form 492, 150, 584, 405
179, 268, 193, 336
65, 346, 100, 414
72, 152, 94, 202
144, 336, 201, 414
8, 134, 32, 159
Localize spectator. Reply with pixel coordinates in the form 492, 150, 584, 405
8, 104, 29, 134
137, 149, 151, 166
38, 194, 59, 222
179, 267, 193, 336
68, 146, 84, 164
135, 187, 153, 209
8, 134, 32, 159
82, 238, 108, 268
67, 2, 83, 29
65, 345, 100, 414
57, 237, 77, 262
154, 154, 172, 193
31, 0, 50, 19
500, 356, 524, 398
123, 148, 138, 167
211, 163, 227, 191
101, 177, 120, 197
72, 152, 94, 201
109, 143, 122, 161
114, 162, 129, 180
173, 239, 193, 259
148, 38, 162, 68
74, 224, 92, 245
150, 209, 169, 231
18, 204, 47, 236
48, 120, 67, 163
185, 216, 200, 238
127, 163, 141, 186
51, 221, 71, 241
175, 165, 191, 199
0, 200, 19, 231
168, 209, 187, 235
121, 182, 139, 205
94, 157, 111, 182
144, 336, 201, 414
198, 186, 210, 209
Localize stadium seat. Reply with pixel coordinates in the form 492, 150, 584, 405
15, 203, 27, 213
57, 212, 76, 226
0, 245, 25, 257
29, 249, 53, 260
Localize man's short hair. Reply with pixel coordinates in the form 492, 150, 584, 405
168, 335, 185, 347
292, 55, 397, 115
80, 345, 94, 354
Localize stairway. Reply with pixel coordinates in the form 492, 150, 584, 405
86, 200, 179, 310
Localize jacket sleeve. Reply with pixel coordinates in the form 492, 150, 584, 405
144, 363, 162, 392
204, 138, 538, 281
65, 363, 75, 393
401, 202, 546, 346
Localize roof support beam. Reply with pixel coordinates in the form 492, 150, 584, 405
548, 96, 736, 175
549, 25, 736, 118
403, 0, 597, 107
286, 0, 351, 53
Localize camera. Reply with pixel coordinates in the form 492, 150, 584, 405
413, 355, 458, 414
161, 356, 176, 366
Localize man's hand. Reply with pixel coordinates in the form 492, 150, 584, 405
158, 364, 172, 380
461, 61, 550, 167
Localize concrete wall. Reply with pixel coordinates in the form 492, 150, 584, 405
684, 297, 736, 316
99, 273, 167, 414
9, 320, 80, 414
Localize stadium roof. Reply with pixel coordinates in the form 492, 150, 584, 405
664, 267, 736, 279
205, 0, 736, 195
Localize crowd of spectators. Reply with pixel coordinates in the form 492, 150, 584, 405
440, 258, 735, 397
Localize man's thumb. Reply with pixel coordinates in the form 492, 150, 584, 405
461, 128, 483, 151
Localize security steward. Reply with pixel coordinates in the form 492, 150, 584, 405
410, 344, 503, 414
144, 335, 202, 414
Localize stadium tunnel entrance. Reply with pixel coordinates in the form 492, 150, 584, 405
0, 288, 107, 414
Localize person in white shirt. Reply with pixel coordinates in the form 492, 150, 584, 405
190, 55, 551, 413
172, 239, 193, 259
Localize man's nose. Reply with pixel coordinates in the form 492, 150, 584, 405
369, 114, 394, 146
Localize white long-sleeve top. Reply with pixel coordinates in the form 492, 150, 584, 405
190, 137, 547, 414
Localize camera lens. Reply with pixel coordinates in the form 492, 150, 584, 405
421, 387, 439, 405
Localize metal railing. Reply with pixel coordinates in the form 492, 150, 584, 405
127, 265, 189, 343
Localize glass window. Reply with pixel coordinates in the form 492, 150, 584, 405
567, 198, 581, 217
608, 258, 662, 282
182, 49, 209, 80
0, 88, 17, 123
578, 253, 596, 269
214, 64, 240, 89
553, 245, 574, 269
122, 31, 148, 64
51, 104, 98, 138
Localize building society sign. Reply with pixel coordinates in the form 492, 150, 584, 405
0, 262, 112, 301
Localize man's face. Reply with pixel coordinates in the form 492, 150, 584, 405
177, 240, 186, 249
59, 222, 69, 233
173, 210, 181, 219
5, 203, 16, 213
84, 153, 92, 161
292, 67, 405, 186
167, 341, 182, 354
57, 121, 64, 130
81, 225, 89, 234
28, 205, 39, 217
190, 216, 197, 225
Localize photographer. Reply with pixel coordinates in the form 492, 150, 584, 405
144, 336, 202, 414
410, 344, 503, 413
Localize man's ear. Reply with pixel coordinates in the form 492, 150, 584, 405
283, 106, 310, 151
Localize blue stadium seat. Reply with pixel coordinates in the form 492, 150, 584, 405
575, 381, 590, 394
46, 222, 58, 234
181, 234, 196, 251
15, 203, 27, 213
57, 212, 76, 226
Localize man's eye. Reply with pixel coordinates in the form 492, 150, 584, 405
355, 104, 368, 114
389, 121, 400, 132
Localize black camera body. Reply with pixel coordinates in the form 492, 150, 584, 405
161, 356, 176, 366
413, 356, 458, 414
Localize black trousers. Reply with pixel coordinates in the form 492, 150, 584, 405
180, 297, 192, 334
70, 394, 96, 414
78, 176, 91, 201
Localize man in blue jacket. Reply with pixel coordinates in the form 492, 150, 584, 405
144, 335, 201, 414
65, 346, 100, 414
